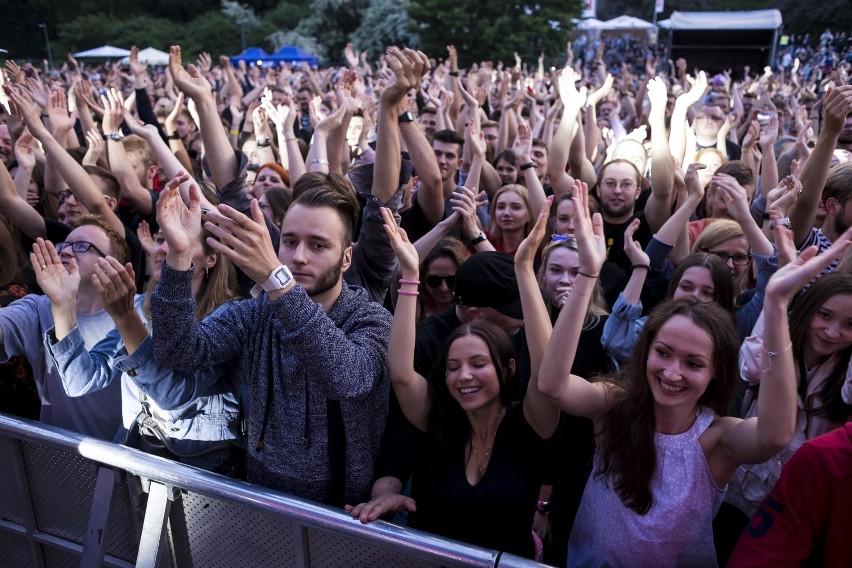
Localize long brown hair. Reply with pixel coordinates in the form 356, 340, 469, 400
789, 273, 852, 423
143, 227, 238, 321
595, 297, 739, 514
0, 214, 26, 288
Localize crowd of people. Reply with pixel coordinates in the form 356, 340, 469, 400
0, 28, 850, 566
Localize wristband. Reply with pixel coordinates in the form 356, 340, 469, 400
310, 158, 330, 166
229, 129, 239, 136
470, 232, 487, 245
398, 290, 419, 296
631, 264, 650, 271
449, 71, 460, 77
520, 161, 536, 171
577, 271, 599, 278
399, 278, 420, 286
167, 132, 180, 140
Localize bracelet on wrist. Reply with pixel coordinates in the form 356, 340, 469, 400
631, 264, 650, 271
449, 71, 460, 77
399, 278, 420, 286
167, 132, 180, 140
310, 158, 330, 166
229, 129, 239, 136
520, 161, 536, 171
576, 271, 600, 279
398, 290, 419, 296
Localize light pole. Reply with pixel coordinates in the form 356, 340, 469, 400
38, 23, 53, 68
237, 19, 247, 52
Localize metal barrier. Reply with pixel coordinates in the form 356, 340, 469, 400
0, 414, 545, 568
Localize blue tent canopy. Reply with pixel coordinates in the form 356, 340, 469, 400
267, 46, 319, 67
229, 47, 270, 65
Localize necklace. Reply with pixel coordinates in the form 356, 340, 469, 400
469, 431, 496, 476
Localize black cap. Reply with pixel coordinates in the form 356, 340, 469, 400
453, 252, 522, 320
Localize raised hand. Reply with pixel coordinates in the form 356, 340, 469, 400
313, 104, 346, 135
5, 85, 49, 139
46, 88, 75, 133
557, 67, 587, 111
100, 88, 125, 134
765, 175, 802, 219
586, 74, 614, 107
449, 186, 486, 239
820, 85, 852, 134
683, 163, 707, 202
14, 130, 37, 170
678, 70, 707, 107
196, 52, 212, 75
156, 171, 202, 259
647, 76, 668, 119
136, 220, 155, 256
381, 206, 419, 279
91, 257, 137, 321
570, 179, 605, 276
169, 45, 212, 102
766, 224, 852, 303
623, 218, 650, 267
466, 119, 486, 158
759, 115, 779, 149
203, 200, 280, 284
82, 128, 104, 166
712, 172, 751, 221
129, 45, 148, 79
31, 238, 80, 308
516, 195, 553, 267
513, 121, 533, 162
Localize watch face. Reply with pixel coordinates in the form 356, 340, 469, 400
272, 267, 292, 287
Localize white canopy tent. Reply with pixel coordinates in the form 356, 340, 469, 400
72, 45, 131, 58
576, 16, 655, 40
119, 47, 169, 66
658, 9, 782, 30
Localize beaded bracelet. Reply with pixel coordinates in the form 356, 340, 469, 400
399, 278, 420, 286
398, 290, 419, 296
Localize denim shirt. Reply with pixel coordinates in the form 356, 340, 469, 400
44, 298, 241, 453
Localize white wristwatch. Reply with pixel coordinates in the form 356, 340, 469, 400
250, 265, 294, 298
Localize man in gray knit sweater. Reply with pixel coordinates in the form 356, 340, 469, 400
151, 173, 392, 506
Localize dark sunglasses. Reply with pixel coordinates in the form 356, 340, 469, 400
55, 241, 108, 258
58, 189, 74, 204
425, 275, 455, 289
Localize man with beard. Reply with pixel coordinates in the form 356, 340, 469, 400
595, 158, 654, 274
151, 173, 392, 507
788, 85, 852, 276
148, 45, 416, 506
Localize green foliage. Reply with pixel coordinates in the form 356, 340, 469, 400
408, 0, 583, 66
297, 0, 371, 64
265, 0, 311, 29
351, 0, 419, 60
109, 17, 183, 52
55, 14, 118, 54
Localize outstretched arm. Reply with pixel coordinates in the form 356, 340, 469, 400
516, 197, 560, 439
538, 180, 613, 418
645, 77, 676, 233
546, 68, 585, 198
169, 45, 238, 189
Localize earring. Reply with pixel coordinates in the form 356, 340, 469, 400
205, 267, 209, 278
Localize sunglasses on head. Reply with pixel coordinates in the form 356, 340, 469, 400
425, 275, 455, 289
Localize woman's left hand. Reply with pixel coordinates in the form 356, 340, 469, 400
381, 207, 419, 279
570, 180, 606, 277
516, 195, 553, 267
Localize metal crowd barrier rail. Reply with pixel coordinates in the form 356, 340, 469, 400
0, 414, 545, 568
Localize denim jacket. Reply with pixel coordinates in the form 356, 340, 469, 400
44, 297, 242, 453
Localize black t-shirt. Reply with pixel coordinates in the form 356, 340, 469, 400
603, 211, 653, 274
407, 403, 547, 559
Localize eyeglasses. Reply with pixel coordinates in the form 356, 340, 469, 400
703, 249, 751, 266
696, 115, 725, 123
58, 189, 74, 204
601, 180, 637, 191
55, 241, 108, 258
425, 275, 455, 289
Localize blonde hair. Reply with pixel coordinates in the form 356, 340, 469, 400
488, 184, 532, 243
122, 135, 157, 169
691, 219, 752, 292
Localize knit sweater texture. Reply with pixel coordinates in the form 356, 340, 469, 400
152, 262, 392, 505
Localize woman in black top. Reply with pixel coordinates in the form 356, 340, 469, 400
347, 204, 568, 558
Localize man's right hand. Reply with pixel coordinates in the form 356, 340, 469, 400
821, 85, 852, 134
